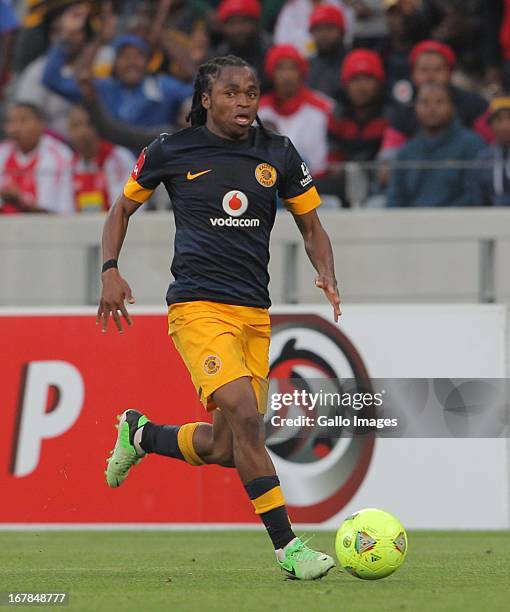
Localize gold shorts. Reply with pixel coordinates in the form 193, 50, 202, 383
168, 300, 271, 413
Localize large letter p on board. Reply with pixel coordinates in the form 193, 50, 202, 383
12, 361, 84, 477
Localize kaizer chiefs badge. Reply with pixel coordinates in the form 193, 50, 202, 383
204, 355, 222, 375
255, 163, 277, 188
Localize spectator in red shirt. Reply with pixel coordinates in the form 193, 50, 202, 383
0, 102, 74, 214
321, 48, 388, 206
259, 44, 333, 177
67, 105, 135, 213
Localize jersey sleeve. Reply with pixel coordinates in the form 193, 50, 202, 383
123, 136, 167, 203
277, 138, 321, 215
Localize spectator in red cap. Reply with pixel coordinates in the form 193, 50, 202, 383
274, 0, 354, 56
380, 39, 490, 165
307, 4, 347, 99
329, 48, 388, 162
382, 0, 438, 94
317, 48, 389, 206
259, 44, 333, 177
214, 0, 272, 92
218, 0, 261, 22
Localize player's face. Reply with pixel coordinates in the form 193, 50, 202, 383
412, 53, 451, 88
415, 86, 454, 132
68, 106, 98, 156
114, 45, 149, 87
203, 66, 260, 140
5, 106, 43, 154
345, 74, 381, 107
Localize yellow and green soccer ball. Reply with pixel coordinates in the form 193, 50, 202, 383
335, 508, 407, 580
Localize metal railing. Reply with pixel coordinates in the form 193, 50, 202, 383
0, 159, 503, 212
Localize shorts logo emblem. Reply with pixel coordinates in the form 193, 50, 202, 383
204, 355, 222, 375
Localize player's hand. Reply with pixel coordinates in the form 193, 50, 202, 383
97, 269, 134, 333
315, 275, 342, 322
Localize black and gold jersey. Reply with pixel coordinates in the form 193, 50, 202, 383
123, 125, 321, 308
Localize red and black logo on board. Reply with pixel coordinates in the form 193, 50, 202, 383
267, 313, 375, 523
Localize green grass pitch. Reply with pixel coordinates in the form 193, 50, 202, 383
0, 531, 509, 612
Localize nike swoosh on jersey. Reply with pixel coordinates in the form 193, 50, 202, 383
187, 169, 212, 180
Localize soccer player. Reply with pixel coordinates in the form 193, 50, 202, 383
99, 55, 341, 580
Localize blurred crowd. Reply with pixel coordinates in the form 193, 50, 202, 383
2, 0, 510, 213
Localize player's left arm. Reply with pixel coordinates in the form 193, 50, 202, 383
292, 208, 342, 322
279, 138, 342, 321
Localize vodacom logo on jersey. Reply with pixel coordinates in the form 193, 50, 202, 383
210, 190, 260, 228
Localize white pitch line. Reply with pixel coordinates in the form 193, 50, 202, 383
0, 523, 333, 531
0, 568, 260, 573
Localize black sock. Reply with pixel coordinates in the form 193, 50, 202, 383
245, 475, 296, 550
259, 506, 296, 550
140, 422, 185, 461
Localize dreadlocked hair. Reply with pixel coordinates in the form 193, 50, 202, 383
186, 55, 270, 137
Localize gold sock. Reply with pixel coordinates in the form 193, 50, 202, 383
251, 485, 286, 515
177, 422, 208, 466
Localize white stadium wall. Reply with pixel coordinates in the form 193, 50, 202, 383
3, 209, 510, 306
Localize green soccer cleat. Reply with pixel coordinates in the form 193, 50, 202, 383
277, 537, 336, 580
105, 409, 149, 488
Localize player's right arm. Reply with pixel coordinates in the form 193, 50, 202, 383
97, 194, 143, 333
98, 136, 167, 333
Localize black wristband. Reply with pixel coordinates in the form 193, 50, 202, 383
101, 259, 118, 273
